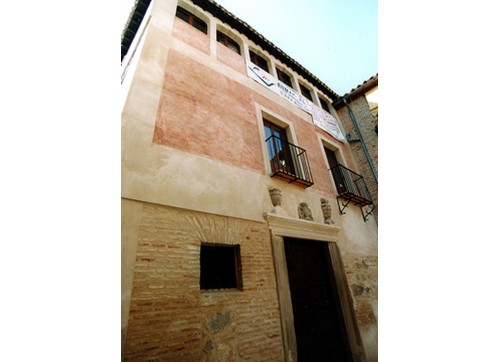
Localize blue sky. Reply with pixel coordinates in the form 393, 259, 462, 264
121, 0, 377, 95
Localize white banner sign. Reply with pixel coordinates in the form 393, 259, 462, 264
247, 62, 346, 143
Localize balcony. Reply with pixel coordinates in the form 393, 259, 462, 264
265, 135, 314, 187
330, 164, 372, 207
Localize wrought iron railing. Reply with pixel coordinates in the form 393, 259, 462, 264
330, 164, 372, 206
265, 135, 314, 187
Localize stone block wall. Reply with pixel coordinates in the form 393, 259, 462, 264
343, 253, 378, 362
123, 201, 285, 361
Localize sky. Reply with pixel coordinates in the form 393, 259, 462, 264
121, 0, 377, 96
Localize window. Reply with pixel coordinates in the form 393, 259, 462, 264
200, 244, 242, 290
299, 84, 313, 102
263, 119, 314, 187
319, 98, 330, 112
324, 146, 373, 207
324, 147, 346, 194
264, 120, 296, 176
249, 50, 269, 72
217, 31, 240, 54
276, 68, 293, 88
175, 7, 207, 34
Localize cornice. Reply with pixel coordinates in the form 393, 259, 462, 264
263, 213, 341, 242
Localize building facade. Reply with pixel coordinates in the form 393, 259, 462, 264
334, 75, 378, 222
121, 0, 378, 361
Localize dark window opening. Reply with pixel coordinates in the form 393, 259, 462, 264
175, 7, 207, 34
200, 244, 242, 290
277, 68, 293, 88
299, 84, 313, 102
217, 31, 241, 54
249, 50, 269, 72
319, 98, 331, 112
325, 147, 346, 194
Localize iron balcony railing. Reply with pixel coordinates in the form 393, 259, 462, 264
330, 164, 372, 206
265, 135, 314, 187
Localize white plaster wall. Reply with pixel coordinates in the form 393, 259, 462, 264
123, 140, 377, 252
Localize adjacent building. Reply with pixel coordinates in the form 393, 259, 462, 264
121, 0, 378, 360
334, 75, 378, 222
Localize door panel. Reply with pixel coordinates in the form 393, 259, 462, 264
284, 238, 352, 362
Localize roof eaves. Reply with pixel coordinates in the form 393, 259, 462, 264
121, 0, 152, 62
192, 0, 341, 103
333, 73, 378, 109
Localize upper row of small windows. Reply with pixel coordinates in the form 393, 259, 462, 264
175, 6, 331, 111
176, 7, 241, 55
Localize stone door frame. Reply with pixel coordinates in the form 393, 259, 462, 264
264, 213, 365, 362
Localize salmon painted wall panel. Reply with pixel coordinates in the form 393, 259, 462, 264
216, 43, 246, 74
172, 18, 210, 55
154, 48, 355, 198
251, 94, 351, 197
154, 50, 265, 174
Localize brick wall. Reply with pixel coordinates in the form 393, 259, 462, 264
123, 202, 284, 361
336, 96, 378, 222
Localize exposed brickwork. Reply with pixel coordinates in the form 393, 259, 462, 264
123, 203, 285, 361
336, 96, 378, 222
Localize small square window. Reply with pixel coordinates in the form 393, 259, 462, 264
319, 98, 330, 112
299, 84, 313, 102
277, 68, 293, 88
249, 50, 269, 72
200, 244, 242, 290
